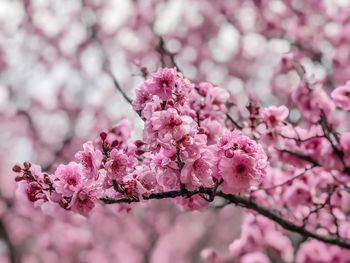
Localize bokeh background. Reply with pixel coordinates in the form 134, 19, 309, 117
1, 0, 350, 262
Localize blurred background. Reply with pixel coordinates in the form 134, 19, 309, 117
1, 0, 350, 262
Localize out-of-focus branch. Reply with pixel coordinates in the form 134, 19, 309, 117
252, 165, 316, 192
80, 12, 139, 116
101, 188, 350, 249
226, 113, 243, 130
106, 68, 133, 105
319, 111, 350, 174
279, 149, 319, 166
156, 37, 180, 71
42, 133, 74, 171
0, 219, 17, 263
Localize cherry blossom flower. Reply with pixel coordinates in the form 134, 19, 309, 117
69, 185, 102, 217
181, 148, 214, 190
215, 130, 267, 194
331, 81, 350, 110
145, 67, 178, 100
75, 141, 103, 179
262, 105, 289, 129
53, 162, 84, 197
105, 149, 131, 184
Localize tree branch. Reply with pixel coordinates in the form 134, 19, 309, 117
226, 113, 243, 130
156, 37, 180, 71
279, 149, 319, 166
101, 188, 350, 249
0, 219, 17, 263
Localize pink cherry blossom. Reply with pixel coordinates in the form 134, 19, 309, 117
75, 141, 103, 179
145, 67, 178, 100
53, 162, 84, 197
181, 148, 214, 190
200, 119, 225, 145
148, 108, 196, 146
341, 132, 350, 165
215, 130, 267, 194
241, 252, 269, 263
283, 181, 312, 208
175, 195, 209, 211
69, 187, 98, 217
296, 240, 350, 263
219, 154, 258, 194
104, 149, 131, 184
133, 84, 152, 112
331, 81, 350, 110
292, 81, 335, 122
156, 168, 180, 191
262, 105, 289, 129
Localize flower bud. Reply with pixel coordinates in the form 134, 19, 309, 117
12, 164, 22, 173
23, 162, 31, 169
100, 132, 107, 141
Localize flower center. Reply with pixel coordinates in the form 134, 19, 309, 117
67, 177, 77, 186
112, 161, 120, 172
161, 80, 170, 88
268, 115, 277, 125
194, 159, 208, 174
236, 163, 246, 174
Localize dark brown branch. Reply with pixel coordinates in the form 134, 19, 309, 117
106, 69, 133, 106
319, 111, 350, 174
0, 219, 17, 263
278, 133, 324, 143
79, 12, 139, 116
280, 129, 350, 176
226, 113, 243, 130
157, 37, 180, 71
279, 149, 319, 166
100, 188, 350, 249
101, 188, 199, 204
216, 192, 350, 249
42, 133, 74, 171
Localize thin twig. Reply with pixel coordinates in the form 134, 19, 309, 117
226, 113, 243, 130
279, 149, 319, 167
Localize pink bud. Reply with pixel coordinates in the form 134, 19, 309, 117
15, 176, 23, 182
175, 118, 183, 125
100, 132, 107, 141
43, 174, 51, 184
167, 100, 175, 107
23, 162, 31, 169
198, 127, 206, 134
141, 67, 148, 76
134, 140, 145, 148
12, 164, 22, 173
224, 149, 235, 158
111, 140, 119, 148
135, 149, 145, 155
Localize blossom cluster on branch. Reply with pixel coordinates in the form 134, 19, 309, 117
13, 62, 350, 262
13, 68, 268, 216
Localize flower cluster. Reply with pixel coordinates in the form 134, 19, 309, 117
13, 65, 350, 262
13, 68, 267, 216
332, 81, 350, 111
12, 118, 141, 216
214, 130, 267, 194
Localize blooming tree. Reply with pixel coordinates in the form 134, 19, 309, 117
3, 0, 350, 262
